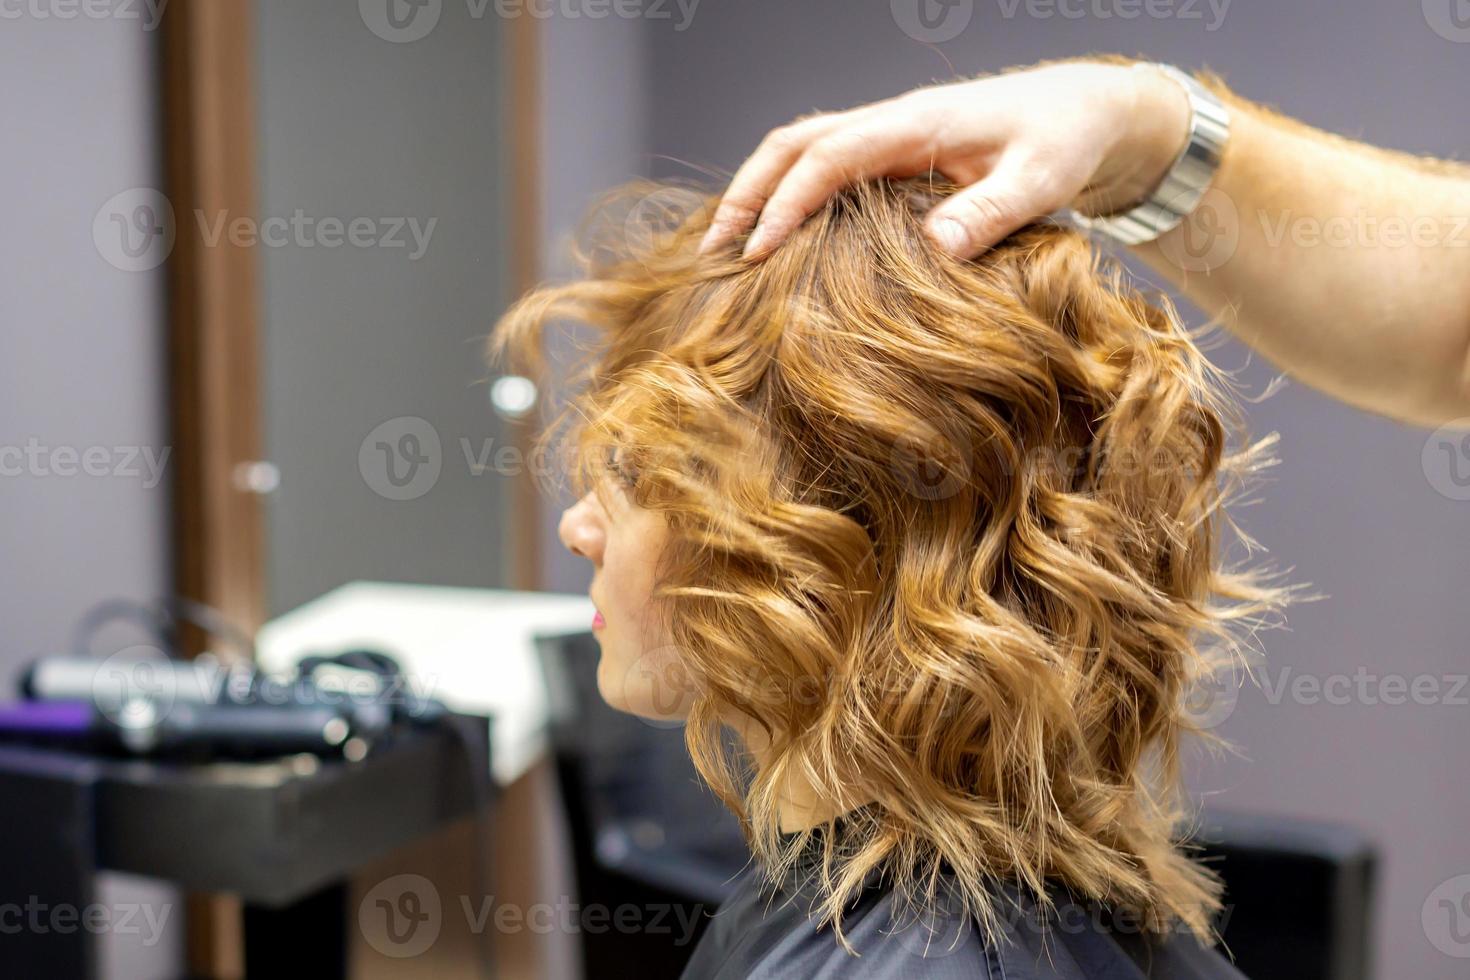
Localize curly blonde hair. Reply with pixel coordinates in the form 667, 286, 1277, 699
491, 174, 1289, 949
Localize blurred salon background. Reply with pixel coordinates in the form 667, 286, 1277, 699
2, 1, 1468, 978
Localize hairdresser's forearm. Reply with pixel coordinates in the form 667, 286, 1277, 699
1130, 82, 1470, 427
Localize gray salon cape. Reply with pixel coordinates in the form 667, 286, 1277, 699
679, 821, 1249, 980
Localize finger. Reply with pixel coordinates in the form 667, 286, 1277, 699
698, 114, 846, 255
742, 115, 936, 258
922, 157, 1066, 258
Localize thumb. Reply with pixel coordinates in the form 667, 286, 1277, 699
924, 164, 1055, 258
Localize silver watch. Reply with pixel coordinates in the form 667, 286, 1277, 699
1072, 63, 1230, 246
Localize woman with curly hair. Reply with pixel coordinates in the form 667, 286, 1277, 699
491, 173, 1289, 978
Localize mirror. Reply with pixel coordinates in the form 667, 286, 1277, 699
252, 0, 529, 614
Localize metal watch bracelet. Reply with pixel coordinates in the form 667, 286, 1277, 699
1072, 63, 1230, 246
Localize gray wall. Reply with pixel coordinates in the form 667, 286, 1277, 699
0, 9, 183, 980
626, 2, 1466, 977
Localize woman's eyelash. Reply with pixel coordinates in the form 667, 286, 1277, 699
603, 451, 639, 488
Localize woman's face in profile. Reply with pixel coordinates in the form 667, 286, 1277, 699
557, 478, 691, 723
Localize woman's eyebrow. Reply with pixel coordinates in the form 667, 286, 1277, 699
592, 468, 629, 512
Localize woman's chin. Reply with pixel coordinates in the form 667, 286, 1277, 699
594, 650, 692, 726
593, 651, 625, 709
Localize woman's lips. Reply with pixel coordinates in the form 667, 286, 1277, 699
592, 610, 606, 630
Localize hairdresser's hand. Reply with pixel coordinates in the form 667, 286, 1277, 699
701, 60, 1190, 260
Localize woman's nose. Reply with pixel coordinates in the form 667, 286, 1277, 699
558, 493, 606, 564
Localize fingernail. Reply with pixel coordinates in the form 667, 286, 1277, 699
930, 217, 968, 255
698, 224, 723, 254
742, 224, 770, 258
